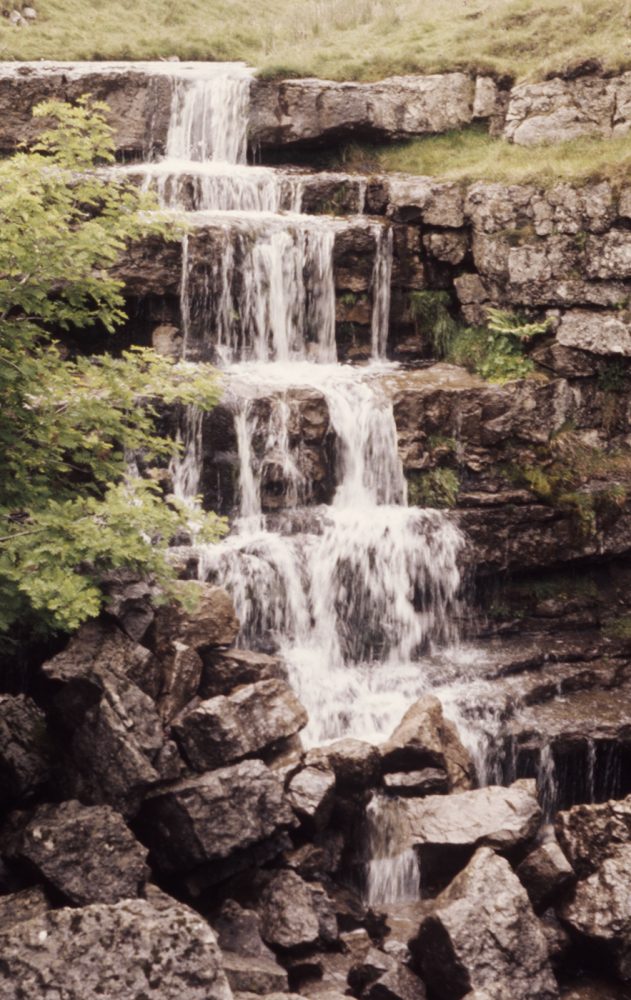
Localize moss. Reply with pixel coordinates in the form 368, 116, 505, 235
603, 614, 631, 640
407, 467, 460, 508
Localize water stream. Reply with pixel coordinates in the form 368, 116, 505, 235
134, 63, 579, 907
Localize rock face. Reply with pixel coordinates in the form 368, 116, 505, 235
172, 678, 307, 771
199, 647, 285, 698
559, 845, 631, 979
1, 800, 149, 905
379, 695, 473, 791
249, 74, 475, 149
0, 898, 233, 1000
0, 695, 50, 805
504, 72, 631, 146
304, 739, 381, 790
0, 887, 49, 932
41, 621, 170, 816
410, 847, 559, 1000
258, 870, 338, 950
287, 765, 336, 831
140, 758, 296, 873
555, 797, 631, 877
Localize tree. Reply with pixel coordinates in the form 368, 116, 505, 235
0, 97, 225, 641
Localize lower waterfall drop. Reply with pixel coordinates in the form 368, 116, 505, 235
366, 795, 420, 906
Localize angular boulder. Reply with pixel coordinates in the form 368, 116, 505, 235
140, 759, 296, 873
379, 695, 473, 791
0, 695, 50, 806
287, 765, 336, 831
200, 647, 285, 698
516, 839, 575, 911
258, 870, 338, 950
0, 898, 233, 1000
557, 309, 631, 357
41, 621, 173, 816
2, 800, 149, 905
172, 679, 307, 771
555, 796, 631, 877
559, 844, 631, 979
410, 847, 558, 1000
383, 768, 448, 796
212, 899, 290, 992
304, 739, 381, 790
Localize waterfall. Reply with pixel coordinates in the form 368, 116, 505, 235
180, 214, 339, 364
151, 62, 465, 908
166, 65, 252, 164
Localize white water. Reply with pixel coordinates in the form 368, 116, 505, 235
154, 65, 460, 907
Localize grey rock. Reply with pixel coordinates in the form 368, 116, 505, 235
2, 800, 149, 905
555, 796, 631, 877
213, 899, 275, 958
504, 75, 619, 146
0, 886, 49, 932
584, 231, 631, 280
42, 622, 169, 816
0, 898, 233, 1000
379, 695, 473, 792
305, 738, 381, 790
284, 830, 345, 880
172, 678, 307, 771
516, 839, 575, 910
559, 844, 631, 979
383, 768, 448, 796
0, 695, 49, 805
221, 952, 288, 995
387, 177, 465, 227
287, 765, 336, 831
140, 758, 296, 873
250, 74, 474, 150
200, 647, 285, 698
403, 779, 541, 850
410, 847, 558, 1000
258, 870, 338, 950
102, 570, 156, 643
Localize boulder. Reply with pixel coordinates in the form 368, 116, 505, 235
0, 886, 49, 932
503, 75, 620, 146
213, 899, 276, 958
287, 765, 336, 831
284, 831, 345, 881
557, 309, 631, 357
249, 74, 474, 150
172, 679, 307, 771
304, 739, 381, 790
258, 870, 338, 950
149, 583, 240, 719
221, 952, 288, 994
102, 570, 157, 643
0, 695, 50, 805
559, 844, 631, 979
401, 780, 541, 892
42, 626, 171, 817
140, 758, 296, 873
410, 847, 558, 1000
555, 797, 631, 877
349, 946, 427, 1000
200, 647, 285, 698
0, 898, 232, 1000
379, 695, 473, 791
382, 768, 448, 796
516, 839, 575, 910
1, 800, 149, 905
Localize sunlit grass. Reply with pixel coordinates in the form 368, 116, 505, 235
0, 0, 629, 82
332, 127, 631, 186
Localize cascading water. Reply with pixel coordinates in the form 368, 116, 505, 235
157, 63, 458, 907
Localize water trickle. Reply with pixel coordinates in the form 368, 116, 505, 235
366, 795, 420, 906
370, 224, 393, 360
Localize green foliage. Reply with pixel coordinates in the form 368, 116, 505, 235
0, 98, 225, 638
407, 468, 460, 508
409, 291, 459, 357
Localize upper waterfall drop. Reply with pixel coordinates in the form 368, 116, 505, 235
165, 63, 252, 164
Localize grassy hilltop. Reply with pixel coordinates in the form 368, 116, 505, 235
0, 0, 629, 82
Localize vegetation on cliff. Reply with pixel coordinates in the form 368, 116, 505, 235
0, 0, 629, 82
0, 98, 224, 641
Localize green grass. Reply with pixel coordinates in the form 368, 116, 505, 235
334, 127, 631, 186
0, 0, 630, 82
